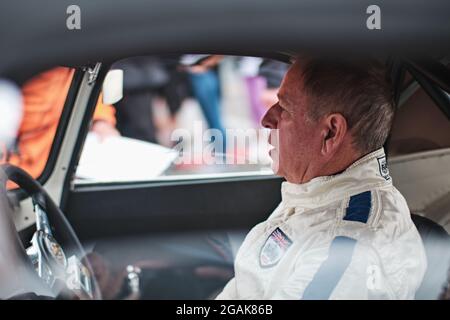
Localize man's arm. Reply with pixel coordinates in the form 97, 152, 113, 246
91, 93, 120, 141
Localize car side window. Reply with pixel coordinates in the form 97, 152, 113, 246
75, 55, 289, 184
0, 67, 77, 188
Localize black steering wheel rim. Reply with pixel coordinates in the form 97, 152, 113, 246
1, 164, 102, 300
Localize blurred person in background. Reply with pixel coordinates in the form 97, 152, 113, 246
238, 57, 266, 126
154, 55, 191, 146
258, 59, 289, 109
181, 55, 227, 154
0, 67, 118, 183
237, 57, 289, 127
0, 80, 22, 164
112, 55, 190, 147
113, 56, 170, 144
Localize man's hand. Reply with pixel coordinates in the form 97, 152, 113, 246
181, 55, 224, 74
91, 120, 120, 142
187, 64, 209, 74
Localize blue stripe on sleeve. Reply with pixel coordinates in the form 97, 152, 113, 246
343, 191, 372, 223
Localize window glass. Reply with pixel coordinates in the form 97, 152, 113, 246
75, 55, 289, 184
0, 67, 78, 188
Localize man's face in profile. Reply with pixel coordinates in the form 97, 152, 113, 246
261, 61, 324, 184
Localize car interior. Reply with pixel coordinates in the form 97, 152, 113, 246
0, 51, 449, 300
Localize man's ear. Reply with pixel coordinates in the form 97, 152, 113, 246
321, 113, 348, 156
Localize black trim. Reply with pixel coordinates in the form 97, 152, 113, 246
407, 58, 450, 93
389, 58, 406, 106
407, 63, 450, 120
384, 57, 406, 158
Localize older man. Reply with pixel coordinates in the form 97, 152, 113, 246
217, 58, 427, 300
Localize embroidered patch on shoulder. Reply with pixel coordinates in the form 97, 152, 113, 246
376, 156, 391, 180
259, 227, 293, 268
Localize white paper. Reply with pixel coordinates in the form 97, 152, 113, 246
75, 133, 178, 183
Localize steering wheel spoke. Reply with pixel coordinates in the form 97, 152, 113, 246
33, 201, 53, 236
1, 164, 101, 299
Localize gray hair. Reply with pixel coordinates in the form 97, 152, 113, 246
300, 58, 395, 154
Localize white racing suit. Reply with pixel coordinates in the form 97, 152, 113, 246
217, 148, 427, 299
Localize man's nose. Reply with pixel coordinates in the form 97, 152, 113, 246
261, 104, 279, 129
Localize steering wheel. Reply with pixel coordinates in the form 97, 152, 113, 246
0, 164, 101, 300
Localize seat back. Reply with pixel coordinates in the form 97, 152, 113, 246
411, 214, 450, 299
